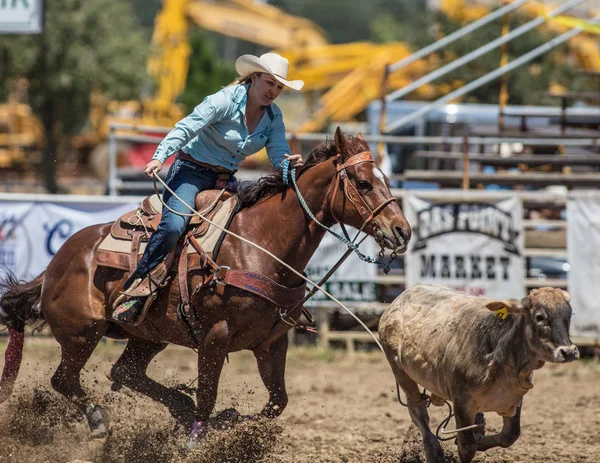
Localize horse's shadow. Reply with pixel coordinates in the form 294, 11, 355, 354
110, 373, 197, 431
110, 374, 249, 433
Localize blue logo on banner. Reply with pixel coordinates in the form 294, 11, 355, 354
45, 219, 74, 256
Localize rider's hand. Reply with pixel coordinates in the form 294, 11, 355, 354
144, 159, 163, 178
285, 154, 303, 169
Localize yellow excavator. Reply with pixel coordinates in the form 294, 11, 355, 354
0, 79, 44, 171
439, 0, 600, 84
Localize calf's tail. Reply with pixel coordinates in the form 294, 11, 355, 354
0, 270, 44, 403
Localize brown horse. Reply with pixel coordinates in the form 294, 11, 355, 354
0, 128, 411, 441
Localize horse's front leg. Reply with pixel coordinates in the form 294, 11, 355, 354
189, 319, 231, 445
253, 332, 289, 418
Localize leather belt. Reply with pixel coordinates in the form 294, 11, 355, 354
176, 151, 236, 175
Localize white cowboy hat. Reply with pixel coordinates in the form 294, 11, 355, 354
235, 52, 304, 91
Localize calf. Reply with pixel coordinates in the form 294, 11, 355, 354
379, 284, 579, 463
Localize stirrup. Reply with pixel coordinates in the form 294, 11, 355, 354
112, 277, 143, 311
112, 294, 157, 326
117, 265, 169, 301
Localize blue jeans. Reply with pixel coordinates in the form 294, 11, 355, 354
124, 158, 231, 288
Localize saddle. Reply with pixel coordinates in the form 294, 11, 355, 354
97, 190, 235, 274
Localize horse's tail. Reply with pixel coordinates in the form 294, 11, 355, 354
0, 270, 44, 404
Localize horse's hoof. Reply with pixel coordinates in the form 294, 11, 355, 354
185, 437, 198, 450
216, 408, 241, 422
186, 433, 206, 451
186, 419, 208, 449
86, 404, 110, 440
110, 381, 123, 392
89, 424, 108, 440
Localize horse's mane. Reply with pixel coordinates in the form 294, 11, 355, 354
238, 134, 369, 209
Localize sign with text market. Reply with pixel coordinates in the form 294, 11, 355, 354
404, 194, 525, 299
1, 0, 44, 34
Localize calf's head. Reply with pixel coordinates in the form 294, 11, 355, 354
486, 287, 579, 363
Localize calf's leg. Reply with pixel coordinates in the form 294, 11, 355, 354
476, 406, 521, 451
390, 362, 445, 463
453, 400, 477, 463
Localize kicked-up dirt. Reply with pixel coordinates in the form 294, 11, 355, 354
0, 337, 599, 463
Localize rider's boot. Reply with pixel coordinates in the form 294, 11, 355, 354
111, 261, 170, 324
112, 278, 145, 323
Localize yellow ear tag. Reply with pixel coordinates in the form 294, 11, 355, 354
494, 307, 508, 320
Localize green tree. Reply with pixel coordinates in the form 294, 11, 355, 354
0, 0, 147, 193
180, 29, 238, 113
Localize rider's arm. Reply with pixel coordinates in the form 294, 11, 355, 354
152, 90, 229, 164
264, 110, 292, 171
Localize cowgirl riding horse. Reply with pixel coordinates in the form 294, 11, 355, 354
113, 52, 304, 323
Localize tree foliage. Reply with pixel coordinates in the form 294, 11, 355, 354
180, 30, 238, 113
0, 0, 147, 192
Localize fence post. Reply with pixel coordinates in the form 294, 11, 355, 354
462, 132, 470, 190
316, 308, 330, 349
108, 125, 117, 196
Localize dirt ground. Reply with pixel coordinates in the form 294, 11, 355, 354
0, 337, 599, 463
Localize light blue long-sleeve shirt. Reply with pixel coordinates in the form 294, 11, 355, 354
151, 83, 291, 171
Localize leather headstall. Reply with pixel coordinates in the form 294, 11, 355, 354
329, 151, 397, 231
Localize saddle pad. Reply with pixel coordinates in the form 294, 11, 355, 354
97, 196, 237, 270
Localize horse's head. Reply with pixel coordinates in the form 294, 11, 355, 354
329, 127, 411, 253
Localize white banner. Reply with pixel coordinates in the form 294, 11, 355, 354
567, 196, 600, 338
305, 226, 377, 304
0, 200, 137, 280
404, 194, 525, 298
0, 0, 44, 34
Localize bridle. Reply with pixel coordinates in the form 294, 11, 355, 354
329, 150, 398, 235
276, 149, 401, 332
285, 150, 400, 271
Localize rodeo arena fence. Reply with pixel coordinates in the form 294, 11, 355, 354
1, 123, 600, 352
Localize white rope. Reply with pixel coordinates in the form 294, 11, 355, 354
440, 423, 480, 435
152, 171, 385, 352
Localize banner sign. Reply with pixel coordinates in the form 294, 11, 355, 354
0, 200, 378, 303
0, 200, 136, 280
567, 196, 600, 338
0, 0, 44, 34
305, 225, 377, 304
404, 194, 525, 298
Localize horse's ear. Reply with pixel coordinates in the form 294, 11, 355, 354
356, 132, 366, 142
334, 127, 346, 155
